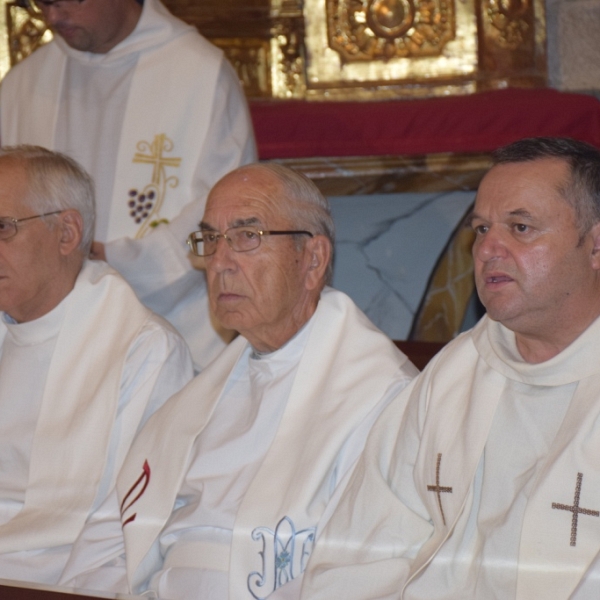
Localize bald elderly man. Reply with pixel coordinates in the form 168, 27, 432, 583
61, 162, 418, 599
0, 146, 192, 585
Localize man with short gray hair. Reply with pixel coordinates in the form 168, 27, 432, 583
0, 146, 193, 585
61, 162, 417, 599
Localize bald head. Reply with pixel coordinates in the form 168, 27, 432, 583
197, 163, 334, 352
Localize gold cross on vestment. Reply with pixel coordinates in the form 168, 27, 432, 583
427, 453, 453, 526
552, 472, 599, 547
133, 133, 181, 185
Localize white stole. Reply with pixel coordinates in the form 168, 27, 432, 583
0, 261, 151, 552
117, 288, 411, 595
404, 315, 600, 600
0, 13, 222, 241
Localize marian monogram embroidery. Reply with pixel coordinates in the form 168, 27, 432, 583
247, 516, 316, 600
120, 460, 151, 527
129, 134, 181, 238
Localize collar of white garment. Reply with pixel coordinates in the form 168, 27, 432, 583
472, 313, 600, 386
2, 292, 68, 346
54, 0, 193, 66
249, 314, 314, 361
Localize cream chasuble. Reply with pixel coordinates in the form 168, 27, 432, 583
115, 288, 416, 597
0, 0, 221, 241
0, 261, 151, 554
301, 314, 600, 600
0, 0, 220, 241
0, 0, 257, 369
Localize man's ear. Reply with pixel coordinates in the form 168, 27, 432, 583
304, 235, 332, 291
58, 209, 84, 257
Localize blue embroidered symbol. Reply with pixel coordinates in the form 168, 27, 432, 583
247, 516, 316, 599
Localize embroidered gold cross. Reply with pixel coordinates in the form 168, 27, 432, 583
133, 133, 181, 185
552, 472, 599, 547
427, 453, 453, 526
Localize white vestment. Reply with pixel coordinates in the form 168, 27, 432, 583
0, 260, 193, 585
0, 0, 257, 370
60, 288, 418, 599
300, 314, 600, 600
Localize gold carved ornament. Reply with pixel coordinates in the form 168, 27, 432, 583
3, 0, 50, 74
328, 0, 455, 63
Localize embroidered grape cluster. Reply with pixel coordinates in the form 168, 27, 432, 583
128, 189, 156, 224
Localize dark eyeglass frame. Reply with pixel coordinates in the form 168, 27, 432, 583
0, 211, 64, 241
187, 226, 314, 257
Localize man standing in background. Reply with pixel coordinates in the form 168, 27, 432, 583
0, 0, 257, 370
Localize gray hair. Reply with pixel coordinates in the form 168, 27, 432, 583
237, 162, 336, 283
0, 145, 96, 254
492, 137, 600, 236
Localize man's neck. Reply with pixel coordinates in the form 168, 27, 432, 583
95, 0, 143, 54
516, 311, 600, 364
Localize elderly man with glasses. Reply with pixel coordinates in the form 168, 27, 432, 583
0, 0, 256, 372
60, 162, 418, 600
0, 146, 193, 585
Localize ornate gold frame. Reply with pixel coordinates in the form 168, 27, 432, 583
0, 0, 546, 100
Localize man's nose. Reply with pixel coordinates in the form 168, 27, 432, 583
207, 236, 236, 272
473, 226, 508, 262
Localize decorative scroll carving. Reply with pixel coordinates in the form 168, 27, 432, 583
217, 38, 272, 98
327, 0, 455, 63
483, 0, 532, 50
478, 0, 543, 89
271, 16, 306, 98
6, 0, 50, 66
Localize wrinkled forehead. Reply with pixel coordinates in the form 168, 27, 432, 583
203, 169, 291, 229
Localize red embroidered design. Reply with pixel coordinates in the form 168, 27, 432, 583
120, 460, 151, 527
552, 472, 599, 546
427, 453, 453, 526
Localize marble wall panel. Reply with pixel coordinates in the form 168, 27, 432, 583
329, 190, 476, 340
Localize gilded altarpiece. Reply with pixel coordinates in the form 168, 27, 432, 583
0, 0, 545, 99
0, 0, 547, 342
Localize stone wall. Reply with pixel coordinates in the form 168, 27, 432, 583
547, 0, 600, 95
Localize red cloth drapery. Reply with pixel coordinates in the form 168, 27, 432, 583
250, 88, 600, 160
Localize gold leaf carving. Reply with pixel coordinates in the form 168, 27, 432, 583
484, 0, 531, 49
6, 1, 51, 66
327, 0, 455, 63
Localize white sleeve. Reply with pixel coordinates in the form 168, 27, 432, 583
91, 317, 195, 510
59, 318, 194, 592
58, 489, 128, 593
298, 374, 434, 600
104, 59, 257, 311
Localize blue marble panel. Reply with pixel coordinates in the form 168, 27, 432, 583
329, 191, 476, 340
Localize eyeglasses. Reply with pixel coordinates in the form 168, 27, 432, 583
187, 226, 313, 257
29, 0, 85, 10
0, 211, 63, 241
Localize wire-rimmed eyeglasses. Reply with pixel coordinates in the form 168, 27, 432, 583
28, 0, 85, 10
187, 226, 314, 257
0, 211, 63, 241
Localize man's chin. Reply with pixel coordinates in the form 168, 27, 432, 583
54, 28, 92, 52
